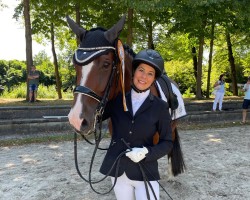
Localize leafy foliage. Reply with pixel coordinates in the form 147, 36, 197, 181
165, 60, 196, 94
0, 60, 26, 92
2, 0, 250, 99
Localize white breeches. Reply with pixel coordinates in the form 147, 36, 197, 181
111, 173, 159, 200
213, 92, 225, 110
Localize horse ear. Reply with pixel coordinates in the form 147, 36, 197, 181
66, 15, 86, 39
104, 15, 126, 44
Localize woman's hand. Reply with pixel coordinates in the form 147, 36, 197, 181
125, 147, 148, 163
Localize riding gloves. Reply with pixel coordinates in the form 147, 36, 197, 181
125, 147, 149, 163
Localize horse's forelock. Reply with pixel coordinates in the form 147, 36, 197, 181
123, 44, 136, 58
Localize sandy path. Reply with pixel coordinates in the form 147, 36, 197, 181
0, 125, 249, 200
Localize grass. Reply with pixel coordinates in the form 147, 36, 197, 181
0, 98, 73, 106
184, 95, 243, 103
0, 96, 243, 106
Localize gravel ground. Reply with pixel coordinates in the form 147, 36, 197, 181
0, 125, 249, 200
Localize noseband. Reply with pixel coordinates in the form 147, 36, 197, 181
74, 86, 102, 102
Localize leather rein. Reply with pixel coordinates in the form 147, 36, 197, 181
73, 54, 121, 195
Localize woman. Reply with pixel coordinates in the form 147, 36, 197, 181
212, 74, 225, 111
100, 49, 173, 200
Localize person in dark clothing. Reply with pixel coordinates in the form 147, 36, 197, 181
240, 76, 250, 124
100, 49, 173, 200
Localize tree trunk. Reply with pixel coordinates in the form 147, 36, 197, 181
196, 17, 207, 99
146, 18, 154, 49
206, 21, 215, 98
23, 0, 33, 101
226, 31, 238, 96
75, 2, 81, 46
196, 35, 205, 99
51, 23, 62, 99
192, 47, 198, 80
126, 8, 133, 47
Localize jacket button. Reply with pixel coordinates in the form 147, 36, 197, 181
129, 131, 132, 134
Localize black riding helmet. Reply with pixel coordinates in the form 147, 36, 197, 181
132, 49, 164, 78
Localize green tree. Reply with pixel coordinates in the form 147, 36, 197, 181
1, 60, 26, 91
22, 0, 33, 65
30, 0, 71, 99
15, 0, 34, 100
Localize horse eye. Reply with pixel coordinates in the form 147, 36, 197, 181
103, 62, 111, 70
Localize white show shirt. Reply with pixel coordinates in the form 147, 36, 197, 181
131, 89, 150, 116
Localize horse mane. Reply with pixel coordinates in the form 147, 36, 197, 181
123, 44, 136, 58
118, 44, 134, 94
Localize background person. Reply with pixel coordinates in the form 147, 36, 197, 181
28, 65, 40, 102
100, 49, 173, 200
212, 74, 225, 111
240, 76, 250, 124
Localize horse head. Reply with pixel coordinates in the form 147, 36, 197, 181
67, 15, 127, 135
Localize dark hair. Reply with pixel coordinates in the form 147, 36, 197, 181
219, 74, 224, 81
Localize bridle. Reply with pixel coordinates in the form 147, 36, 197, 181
73, 45, 119, 132
74, 61, 118, 132
74, 86, 102, 102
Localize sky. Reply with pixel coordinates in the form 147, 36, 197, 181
0, 0, 51, 61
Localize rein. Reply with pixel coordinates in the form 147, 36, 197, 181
73, 52, 121, 194
74, 127, 127, 195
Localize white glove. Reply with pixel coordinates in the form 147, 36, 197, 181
125, 147, 148, 163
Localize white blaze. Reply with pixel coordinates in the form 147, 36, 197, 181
68, 62, 93, 131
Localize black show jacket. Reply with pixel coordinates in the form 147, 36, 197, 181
100, 91, 173, 181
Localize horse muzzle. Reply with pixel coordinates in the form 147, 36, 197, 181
78, 119, 95, 136
72, 122, 94, 137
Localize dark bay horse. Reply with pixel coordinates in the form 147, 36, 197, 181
67, 15, 186, 178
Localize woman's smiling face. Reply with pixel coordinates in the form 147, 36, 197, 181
133, 63, 156, 91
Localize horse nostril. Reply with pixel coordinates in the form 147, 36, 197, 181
81, 119, 88, 127
79, 119, 93, 136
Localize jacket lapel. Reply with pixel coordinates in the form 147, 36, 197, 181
125, 92, 133, 116
134, 93, 155, 117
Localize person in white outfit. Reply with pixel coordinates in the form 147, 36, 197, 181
212, 74, 225, 111
241, 76, 250, 124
